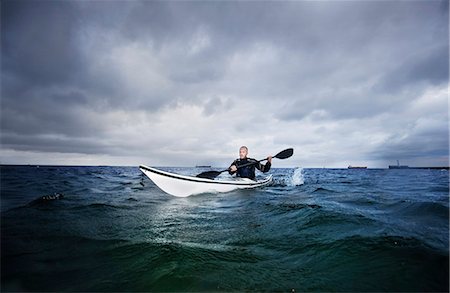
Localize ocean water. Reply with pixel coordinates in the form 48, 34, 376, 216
1, 166, 448, 292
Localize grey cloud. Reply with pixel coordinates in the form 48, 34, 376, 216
1, 87, 96, 137
202, 97, 232, 116
370, 130, 449, 163
276, 89, 397, 122
2, 0, 83, 87
374, 44, 448, 94
1, 132, 110, 155
364, 107, 449, 165
168, 65, 223, 85
1, 0, 98, 145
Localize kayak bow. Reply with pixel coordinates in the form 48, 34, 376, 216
139, 165, 272, 197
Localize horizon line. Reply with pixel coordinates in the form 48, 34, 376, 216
1, 164, 449, 170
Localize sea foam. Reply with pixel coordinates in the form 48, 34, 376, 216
289, 167, 304, 186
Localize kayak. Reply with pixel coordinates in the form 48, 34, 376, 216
139, 165, 272, 197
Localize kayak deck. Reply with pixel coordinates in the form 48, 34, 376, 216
139, 165, 272, 197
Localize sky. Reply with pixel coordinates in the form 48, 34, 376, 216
1, 0, 449, 168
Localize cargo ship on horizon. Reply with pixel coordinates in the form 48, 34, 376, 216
348, 166, 367, 169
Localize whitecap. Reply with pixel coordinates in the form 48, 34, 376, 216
289, 167, 304, 186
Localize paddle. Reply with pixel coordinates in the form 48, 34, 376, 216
196, 148, 294, 179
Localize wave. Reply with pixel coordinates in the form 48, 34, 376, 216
30, 192, 63, 201
396, 201, 449, 219
266, 202, 322, 212
3, 232, 448, 292
68, 202, 134, 211
312, 187, 336, 193
271, 167, 305, 187
430, 186, 450, 193
340, 180, 353, 184
2, 193, 68, 212
120, 181, 134, 186
289, 167, 304, 186
5, 199, 129, 213
287, 234, 449, 260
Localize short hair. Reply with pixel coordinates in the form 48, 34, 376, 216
239, 146, 248, 151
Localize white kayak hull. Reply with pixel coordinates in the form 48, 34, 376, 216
139, 165, 272, 197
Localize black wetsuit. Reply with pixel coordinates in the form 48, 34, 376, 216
228, 157, 271, 180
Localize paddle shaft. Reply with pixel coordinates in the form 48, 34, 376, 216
221, 157, 269, 173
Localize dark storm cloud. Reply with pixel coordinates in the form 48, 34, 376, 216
370, 126, 449, 164
273, 1, 448, 121
1, 0, 448, 166
2, 0, 83, 86
374, 44, 449, 94
1, 132, 108, 155
1, 0, 94, 149
2, 89, 95, 137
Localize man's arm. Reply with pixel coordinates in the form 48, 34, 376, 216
228, 160, 237, 175
256, 156, 272, 173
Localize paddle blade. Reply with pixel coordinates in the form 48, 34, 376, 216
196, 170, 222, 179
274, 148, 294, 159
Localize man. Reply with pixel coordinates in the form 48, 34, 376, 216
228, 146, 272, 180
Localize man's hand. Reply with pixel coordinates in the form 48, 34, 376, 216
230, 165, 237, 172
267, 156, 272, 163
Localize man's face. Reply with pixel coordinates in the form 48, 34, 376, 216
239, 147, 248, 159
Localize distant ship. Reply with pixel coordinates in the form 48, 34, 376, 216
389, 160, 409, 169
195, 165, 211, 168
348, 166, 367, 169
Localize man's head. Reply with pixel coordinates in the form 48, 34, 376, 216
239, 146, 248, 159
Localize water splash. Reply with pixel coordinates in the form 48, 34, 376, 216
289, 167, 304, 186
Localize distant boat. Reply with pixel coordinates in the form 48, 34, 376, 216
389, 160, 409, 169
348, 166, 367, 169
195, 165, 211, 168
